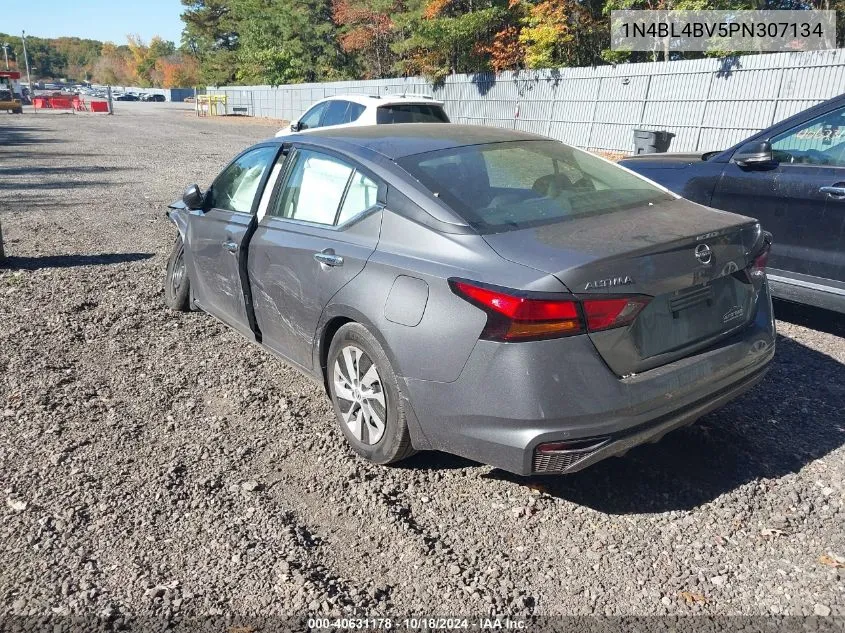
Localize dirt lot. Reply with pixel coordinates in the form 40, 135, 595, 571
1, 104, 844, 625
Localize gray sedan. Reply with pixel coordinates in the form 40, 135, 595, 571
164, 125, 776, 475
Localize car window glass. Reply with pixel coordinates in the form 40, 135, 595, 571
299, 102, 327, 130
210, 146, 277, 214
274, 150, 353, 224
771, 107, 845, 167
347, 102, 366, 122
321, 100, 352, 127
337, 171, 379, 224
376, 104, 450, 124
399, 141, 672, 233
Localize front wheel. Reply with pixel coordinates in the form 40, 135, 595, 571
164, 234, 191, 311
327, 323, 415, 465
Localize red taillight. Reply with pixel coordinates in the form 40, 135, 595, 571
450, 280, 583, 341
450, 279, 651, 341
744, 232, 772, 288
750, 241, 771, 281
582, 297, 650, 332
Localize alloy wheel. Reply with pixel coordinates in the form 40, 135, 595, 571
333, 345, 386, 445
170, 249, 185, 295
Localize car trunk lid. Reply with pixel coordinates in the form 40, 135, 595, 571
481, 198, 765, 376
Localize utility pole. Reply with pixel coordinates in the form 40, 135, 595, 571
2, 44, 9, 70
21, 31, 33, 102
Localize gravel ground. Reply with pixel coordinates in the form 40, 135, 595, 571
1, 104, 844, 626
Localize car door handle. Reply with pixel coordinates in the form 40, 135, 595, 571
314, 251, 343, 267
820, 186, 845, 198
222, 239, 238, 252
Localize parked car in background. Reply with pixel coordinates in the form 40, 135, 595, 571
165, 125, 775, 475
278, 94, 450, 136
620, 93, 845, 314
140, 93, 166, 102
115, 93, 139, 101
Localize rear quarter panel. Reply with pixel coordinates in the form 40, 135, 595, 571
316, 205, 568, 384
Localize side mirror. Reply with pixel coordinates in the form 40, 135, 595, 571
733, 140, 776, 168
182, 184, 204, 210
290, 121, 301, 132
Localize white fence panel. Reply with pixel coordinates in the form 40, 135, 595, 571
207, 48, 845, 154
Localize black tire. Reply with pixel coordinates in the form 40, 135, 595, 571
164, 234, 191, 311
327, 323, 415, 465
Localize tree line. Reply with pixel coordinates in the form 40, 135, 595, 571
0, 33, 198, 88
2, 0, 842, 88
181, 0, 844, 86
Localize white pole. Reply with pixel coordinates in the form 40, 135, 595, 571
21, 31, 33, 113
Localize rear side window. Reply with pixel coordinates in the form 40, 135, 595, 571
271, 149, 379, 226
274, 150, 353, 224
398, 140, 672, 233
337, 172, 378, 225
348, 102, 366, 122
321, 100, 351, 127
376, 104, 449, 124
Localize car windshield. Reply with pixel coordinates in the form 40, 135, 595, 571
377, 104, 449, 124
398, 140, 674, 233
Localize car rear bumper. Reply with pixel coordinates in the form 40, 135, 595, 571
403, 284, 776, 475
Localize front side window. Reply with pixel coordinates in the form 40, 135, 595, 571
376, 104, 450, 124
210, 146, 277, 214
771, 106, 845, 167
398, 140, 673, 233
299, 102, 328, 130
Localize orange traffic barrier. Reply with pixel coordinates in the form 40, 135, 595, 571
90, 101, 109, 113
49, 97, 73, 109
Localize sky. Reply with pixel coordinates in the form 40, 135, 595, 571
2, 0, 185, 45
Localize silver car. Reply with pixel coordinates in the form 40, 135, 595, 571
164, 125, 775, 475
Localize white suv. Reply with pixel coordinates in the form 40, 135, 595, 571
277, 94, 450, 136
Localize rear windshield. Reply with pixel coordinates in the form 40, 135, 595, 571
398, 140, 674, 233
377, 104, 450, 124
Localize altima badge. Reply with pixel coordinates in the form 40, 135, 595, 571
584, 276, 634, 290
695, 243, 713, 265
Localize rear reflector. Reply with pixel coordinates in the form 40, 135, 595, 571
537, 437, 610, 454
450, 279, 651, 342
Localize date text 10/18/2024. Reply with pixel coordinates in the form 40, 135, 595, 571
307, 618, 527, 630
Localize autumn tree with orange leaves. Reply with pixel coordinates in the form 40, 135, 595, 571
333, 0, 400, 78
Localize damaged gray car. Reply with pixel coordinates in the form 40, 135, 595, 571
164, 125, 775, 475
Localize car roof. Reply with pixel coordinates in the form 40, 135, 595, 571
273, 124, 550, 160
320, 93, 444, 107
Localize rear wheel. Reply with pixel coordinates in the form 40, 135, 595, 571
164, 234, 191, 311
327, 323, 415, 465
